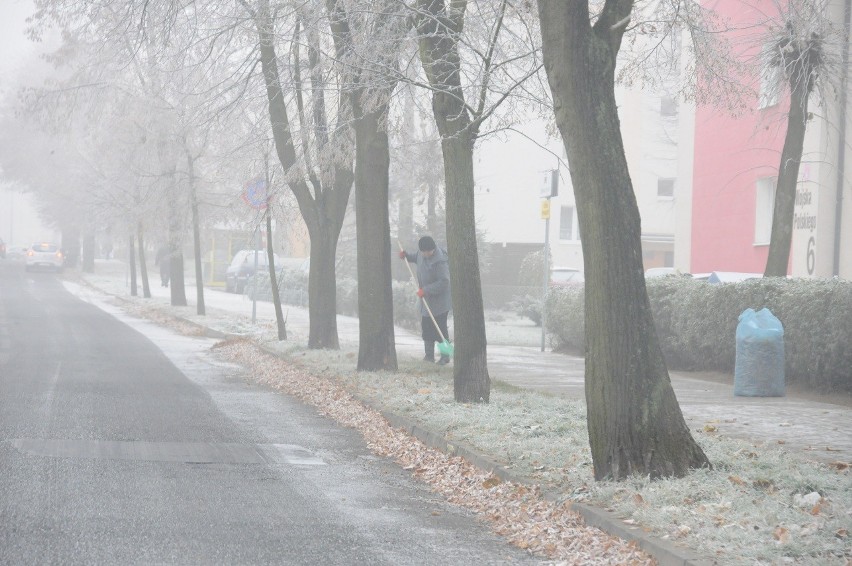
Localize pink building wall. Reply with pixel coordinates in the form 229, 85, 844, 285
691, 0, 789, 274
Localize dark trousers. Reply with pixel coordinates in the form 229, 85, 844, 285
422, 312, 449, 359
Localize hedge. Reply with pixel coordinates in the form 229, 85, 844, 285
544, 277, 852, 394
245, 267, 422, 333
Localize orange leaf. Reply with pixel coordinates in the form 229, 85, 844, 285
773, 527, 789, 543
728, 475, 747, 486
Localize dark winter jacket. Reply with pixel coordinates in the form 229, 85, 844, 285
404, 247, 451, 316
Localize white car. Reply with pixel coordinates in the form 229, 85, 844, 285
25, 242, 65, 272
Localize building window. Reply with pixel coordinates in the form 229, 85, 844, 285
759, 43, 782, 109
559, 206, 577, 240
755, 177, 776, 244
660, 96, 678, 116
657, 178, 675, 198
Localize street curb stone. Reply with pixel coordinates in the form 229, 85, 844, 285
376, 409, 717, 566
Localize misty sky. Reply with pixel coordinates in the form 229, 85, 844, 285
0, 1, 32, 85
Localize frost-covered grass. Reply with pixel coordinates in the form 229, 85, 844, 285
78, 268, 850, 565
265, 341, 851, 565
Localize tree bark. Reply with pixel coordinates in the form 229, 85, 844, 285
254, 0, 353, 349
414, 0, 490, 403
266, 211, 287, 341
764, 50, 815, 276
138, 221, 151, 299
169, 216, 187, 307
187, 152, 206, 315
537, 1, 709, 480
129, 233, 138, 297
353, 104, 398, 371
307, 224, 340, 349
326, 0, 399, 371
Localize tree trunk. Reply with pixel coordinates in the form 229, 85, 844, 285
188, 154, 206, 315
764, 71, 811, 276
354, 104, 398, 371
129, 233, 138, 297
168, 195, 187, 307
307, 225, 340, 349
254, 0, 353, 349
427, 181, 438, 236
166, 218, 186, 306
414, 0, 490, 403
138, 221, 151, 299
267, 211, 287, 341
538, 1, 709, 480
442, 133, 489, 402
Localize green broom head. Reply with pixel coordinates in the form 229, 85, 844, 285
438, 339, 454, 357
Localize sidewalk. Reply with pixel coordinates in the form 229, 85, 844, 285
84, 262, 851, 466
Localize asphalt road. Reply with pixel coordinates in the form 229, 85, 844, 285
0, 262, 539, 565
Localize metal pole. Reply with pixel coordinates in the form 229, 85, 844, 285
541, 206, 550, 352
251, 227, 259, 323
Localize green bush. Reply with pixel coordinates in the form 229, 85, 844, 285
545, 277, 852, 393
247, 267, 422, 333
508, 294, 543, 326
543, 286, 584, 355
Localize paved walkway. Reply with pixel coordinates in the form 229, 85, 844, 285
80, 262, 852, 466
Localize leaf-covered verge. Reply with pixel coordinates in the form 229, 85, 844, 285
76, 271, 850, 564
545, 277, 852, 393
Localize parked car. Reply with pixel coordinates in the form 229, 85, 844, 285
25, 242, 64, 272
5, 243, 31, 261
225, 250, 281, 294
550, 267, 585, 287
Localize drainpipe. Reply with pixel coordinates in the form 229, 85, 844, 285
833, 0, 851, 276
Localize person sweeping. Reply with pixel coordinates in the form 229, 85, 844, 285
398, 236, 452, 365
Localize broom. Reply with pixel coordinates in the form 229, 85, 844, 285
397, 240, 454, 358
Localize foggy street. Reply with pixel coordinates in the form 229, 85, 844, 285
0, 262, 539, 565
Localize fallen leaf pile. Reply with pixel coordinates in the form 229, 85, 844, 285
217, 339, 654, 565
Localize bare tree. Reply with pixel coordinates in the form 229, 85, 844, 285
761, 1, 844, 277
408, 0, 542, 402
537, 0, 711, 480
325, 0, 407, 371
244, 0, 355, 349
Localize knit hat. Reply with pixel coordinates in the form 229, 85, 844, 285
418, 236, 437, 251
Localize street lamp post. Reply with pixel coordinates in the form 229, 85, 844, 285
539, 169, 558, 353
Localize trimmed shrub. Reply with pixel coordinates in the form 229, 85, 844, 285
508, 294, 543, 326
545, 277, 852, 393
543, 286, 584, 355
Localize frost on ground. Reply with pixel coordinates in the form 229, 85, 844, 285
96, 282, 850, 565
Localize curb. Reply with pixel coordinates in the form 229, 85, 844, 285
377, 410, 717, 566
82, 281, 715, 566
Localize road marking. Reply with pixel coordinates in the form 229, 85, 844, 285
8, 439, 326, 466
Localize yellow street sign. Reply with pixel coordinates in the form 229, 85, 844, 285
541, 199, 551, 219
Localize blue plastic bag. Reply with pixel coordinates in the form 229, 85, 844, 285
734, 308, 785, 396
